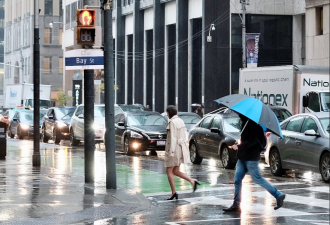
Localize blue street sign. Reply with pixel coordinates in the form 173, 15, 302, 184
65, 56, 104, 66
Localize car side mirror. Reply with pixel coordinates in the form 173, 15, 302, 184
210, 127, 221, 134
118, 121, 125, 127
304, 129, 320, 137
78, 114, 84, 119
48, 115, 54, 119
302, 95, 308, 108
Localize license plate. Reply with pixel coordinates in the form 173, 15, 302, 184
157, 141, 166, 146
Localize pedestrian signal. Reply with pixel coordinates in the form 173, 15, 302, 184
76, 9, 96, 45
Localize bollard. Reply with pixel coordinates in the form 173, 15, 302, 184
0, 122, 7, 159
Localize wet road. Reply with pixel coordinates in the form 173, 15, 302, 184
2, 138, 329, 225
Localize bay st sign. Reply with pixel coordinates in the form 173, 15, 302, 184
65, 49, 104, 70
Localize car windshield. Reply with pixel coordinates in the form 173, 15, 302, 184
20, 112, 33, 122
127, 114, 167, 126
223, 117, 242, 133
120, 105, 144, 112
320, 93, 330, 111
179, 114, 201, 124
319, 118, 330, 134
95, 106, 105, 117
55, 108, 76, 120
115, 107, 122, 115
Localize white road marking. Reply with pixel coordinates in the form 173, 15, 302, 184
164, 213, 329, 224
251, 192, 330, 209
299, 186, 330, 193
295, 219, 330, 225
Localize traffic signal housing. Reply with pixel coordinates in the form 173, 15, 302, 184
76, 9, 96, 45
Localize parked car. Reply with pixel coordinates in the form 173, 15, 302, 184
1, 109, 21, 134
265, 112, 330, 182
114, 111, 167, 155
161, 112, 202, 132
117, 104, 144, 113
8, 110, 46, 139
41, 107, 76, 144
268, 105, 292, 123
188, 112, 242, 169
69, 104, 106, 146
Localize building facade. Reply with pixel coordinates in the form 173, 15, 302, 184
3, 0, 63, 107
305, 0, 329, 66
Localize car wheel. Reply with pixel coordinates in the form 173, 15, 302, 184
70, 129, 80, 146
269, 148, 284, 176
17, 127, 24, 140
189, 142, 203, 164
124, 137, 134, 156
53, 128, 61, 144
41, 126, 49, 143
320, 152, 330, 183
221, 145, 236, 169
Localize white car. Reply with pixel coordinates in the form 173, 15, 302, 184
69, 104, 106, 145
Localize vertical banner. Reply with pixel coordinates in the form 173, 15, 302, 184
72, 80, 82, 107
246, 33, 260, 68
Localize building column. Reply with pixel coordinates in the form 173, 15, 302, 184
153, 0, 165, 112
115, 0, 126, 104
176, 0, 189, 111
133, 1, 144, 104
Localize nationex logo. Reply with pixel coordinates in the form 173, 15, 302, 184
244, 88, 288, 106
10, 88, 17, 98
303, 78, 329, 87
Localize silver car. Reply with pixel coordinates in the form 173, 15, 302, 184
265, 112, 330, 183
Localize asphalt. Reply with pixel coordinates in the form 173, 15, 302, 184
0, 139, 151, 225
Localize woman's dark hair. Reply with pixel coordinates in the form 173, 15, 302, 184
166, 105, 177, 119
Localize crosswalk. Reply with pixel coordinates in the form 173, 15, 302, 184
144, 182, 329, 225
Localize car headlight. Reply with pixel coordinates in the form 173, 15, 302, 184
131, 131, 143, 139
93, 123, 105, 130
57, 122, 67, 128
20, 124, 30, 129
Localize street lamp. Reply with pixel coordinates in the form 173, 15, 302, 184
207, 24, 216, 42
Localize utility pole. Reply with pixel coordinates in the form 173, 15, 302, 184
103, 0, 116, 189
32, 0, 40, 166
241, 0, 247, 68
83, 0, 95, 183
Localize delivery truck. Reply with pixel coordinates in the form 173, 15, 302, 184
239, 65, 329, 114
5, 83, 52, 109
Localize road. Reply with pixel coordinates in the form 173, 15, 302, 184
4, 138, 330, 225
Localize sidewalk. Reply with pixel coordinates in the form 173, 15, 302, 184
0, 140, 151, 225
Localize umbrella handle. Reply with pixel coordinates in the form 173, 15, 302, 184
240, 119, 249, 136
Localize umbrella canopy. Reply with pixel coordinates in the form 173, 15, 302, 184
214, 94, 283, 138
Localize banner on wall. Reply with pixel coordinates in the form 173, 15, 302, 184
246, 33, 260, 68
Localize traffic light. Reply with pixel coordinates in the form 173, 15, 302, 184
76, 9, 96, 45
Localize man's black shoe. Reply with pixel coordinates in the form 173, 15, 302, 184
223, 204, 241, 212
274, 194, 286, 210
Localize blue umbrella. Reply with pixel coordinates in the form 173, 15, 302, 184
214, 94, 283, 138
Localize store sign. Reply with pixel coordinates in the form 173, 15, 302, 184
73, 80, 82, 107
246, 33, 260, 68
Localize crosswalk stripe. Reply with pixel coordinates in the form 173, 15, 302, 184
299, 186, 330, 193
251, 192, 329, 209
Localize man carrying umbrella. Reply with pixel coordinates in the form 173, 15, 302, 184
214, 94, 286, 212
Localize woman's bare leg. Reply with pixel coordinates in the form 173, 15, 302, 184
166, 167, 176, 194
173, 166, 194, 185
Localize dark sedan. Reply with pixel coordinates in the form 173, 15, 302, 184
9, 110, 46, 139
188, 112, 242, 169
115, 111, 167, 155
41, 107, 76, 144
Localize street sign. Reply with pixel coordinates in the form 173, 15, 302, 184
65, 49, 104, 70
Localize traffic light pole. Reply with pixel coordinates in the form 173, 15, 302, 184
83, 0, 95, 183
33, 0, 40, 167
103, 0, 116, 189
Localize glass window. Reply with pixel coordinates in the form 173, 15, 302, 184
301, 118, 318, 133
211, 117, 222, 129
95, 106, 105, 117
115, 113, 123, 123
55, 108, 76, 119
200, 116, 213, 129
44, 0, 53, 16
273, 110, 281, 122
71, 3, 77, 23
44, 28, 51, 44
44, 57, 51, 73
286, 117, 304, 133
127, 114, 167, 126
280, 121, 289, 130
59, 0, 63, 16
223, 117, 242, 133
320, 92, 330, 111
65, 4, 70, 28
20, 111, 33, 122
179, 114, 201, 124
281, 109, 292, 121
75, 106, 84, 116
59, 57, 63, 74
308, 93, 320, 112
319, 118, 330, 135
